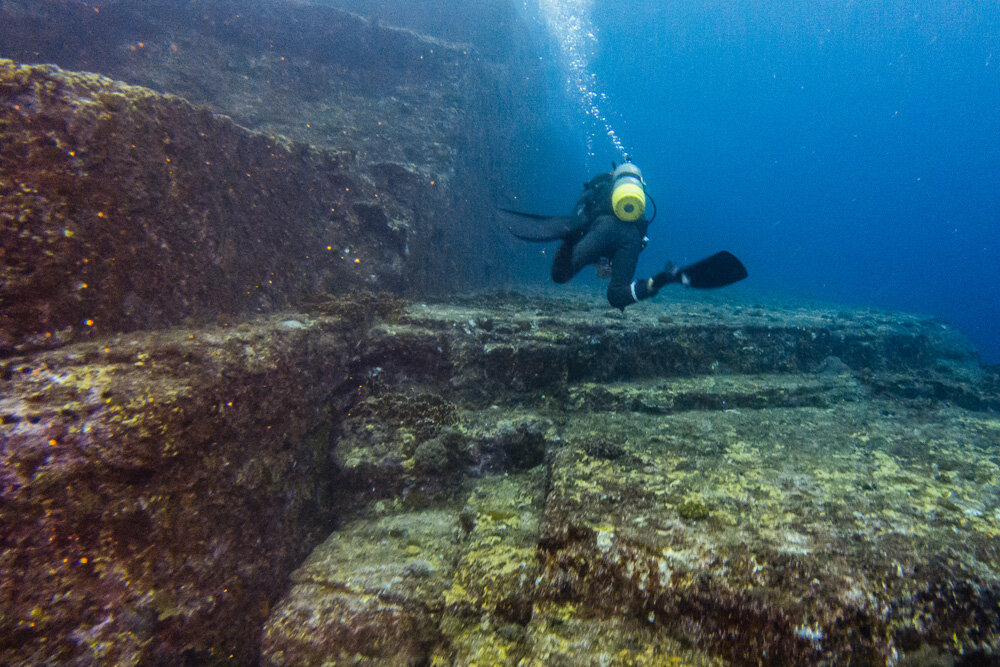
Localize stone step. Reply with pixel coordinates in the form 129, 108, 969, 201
266, 396, 1000, 664
263, 469, 725, 666
261, 471, 548, 665
357, 295, 984, 406
261, 507, 460, 665
566, 372, 866, 414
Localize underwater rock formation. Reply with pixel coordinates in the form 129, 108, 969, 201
3, 291, 998, 665
0, 59, 451, 354
0, 300, 369, 664
3, 2, 999, 664
0, 0, 527, 317
0, 0, 483, 167
259, 295, 1000, 666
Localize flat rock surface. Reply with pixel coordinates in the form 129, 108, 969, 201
260, 292, 1000, 666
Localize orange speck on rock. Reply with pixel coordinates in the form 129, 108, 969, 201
80, 558, 88, 564
97, 212, 105, 218
430, 180, 436, 186
49, 439, 58, 447
85, 319, 94, 326
354, 258, 361, 264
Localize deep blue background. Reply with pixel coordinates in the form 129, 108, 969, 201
529, 0, 1000, 363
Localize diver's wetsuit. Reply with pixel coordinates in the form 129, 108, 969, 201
551, 173, 659, 310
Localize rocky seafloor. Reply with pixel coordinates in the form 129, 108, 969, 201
2, 290, 998, 665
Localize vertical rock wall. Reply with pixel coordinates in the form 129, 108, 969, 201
1, 0, 530, 351
0, 61, 410, 352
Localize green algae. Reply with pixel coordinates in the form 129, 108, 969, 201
262, 470, 546, 665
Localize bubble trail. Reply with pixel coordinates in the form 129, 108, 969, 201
534, 0, 627, 160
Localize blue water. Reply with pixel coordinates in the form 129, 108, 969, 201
525, 0, 1000, 363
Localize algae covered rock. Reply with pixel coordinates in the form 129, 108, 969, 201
0, 59, 417, 354
537, 402, 1000, 664
0, 312, 367, 665
257, 294, 1000, 666
262, 508, 461, 665
0, 0, 534, 326
2, 292, 998, 665
261, 470, 549, 666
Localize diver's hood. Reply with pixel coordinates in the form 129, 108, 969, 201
611, 162, 645, 222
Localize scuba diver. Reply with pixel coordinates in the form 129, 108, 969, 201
501, 159, 747, 310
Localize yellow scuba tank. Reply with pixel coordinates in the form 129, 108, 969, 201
610, 161, 646, 222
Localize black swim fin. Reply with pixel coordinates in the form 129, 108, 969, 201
499, 208, 580, 242
677, 251, 748, 288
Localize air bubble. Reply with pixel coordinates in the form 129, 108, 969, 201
535, 0, 627, 159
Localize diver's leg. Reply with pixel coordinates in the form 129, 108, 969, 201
606, 228, 646, 310
551, 241, 576, 283
570, 216, 619, 269
552, 215, 616, 283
